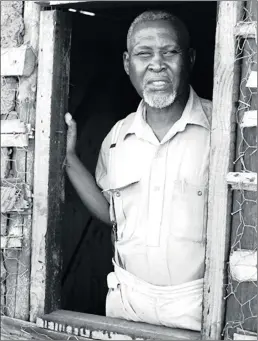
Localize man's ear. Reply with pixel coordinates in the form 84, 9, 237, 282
189, 48, 196, 71
123, 51, 130, 76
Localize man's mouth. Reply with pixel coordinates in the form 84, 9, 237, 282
146, 80, 171, 90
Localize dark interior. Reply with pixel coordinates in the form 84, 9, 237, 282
60, 1, 217, 315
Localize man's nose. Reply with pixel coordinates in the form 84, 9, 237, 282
148, 53, 166, 72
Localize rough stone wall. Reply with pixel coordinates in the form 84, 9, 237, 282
1, 1, 24, 48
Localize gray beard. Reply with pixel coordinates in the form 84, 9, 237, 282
143, 89, 177, 109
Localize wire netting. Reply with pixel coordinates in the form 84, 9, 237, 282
1, 1, 34, 323
223, 2, 257, 340
1, 74, 34, 321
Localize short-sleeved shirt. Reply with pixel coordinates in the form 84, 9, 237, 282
96, 87, 212, 286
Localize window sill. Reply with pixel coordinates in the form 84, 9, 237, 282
36, 310, 201, 340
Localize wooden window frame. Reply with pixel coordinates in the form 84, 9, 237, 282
30, 2, 244, 340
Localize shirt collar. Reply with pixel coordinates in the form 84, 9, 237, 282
124, 86, 211, 140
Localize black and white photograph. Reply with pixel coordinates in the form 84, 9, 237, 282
1, 1, 257, 340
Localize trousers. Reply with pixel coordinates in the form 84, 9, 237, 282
106, 260, 203, 331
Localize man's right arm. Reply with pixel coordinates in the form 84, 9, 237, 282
66, 152, 111, 226
65, 113, 111, 226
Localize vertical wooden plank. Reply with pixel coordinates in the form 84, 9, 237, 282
30, 10, 71, 322
1, 250, 7, 315
4, 248, 20, 318
14, 1, 41, 321
201, 2, 243, 340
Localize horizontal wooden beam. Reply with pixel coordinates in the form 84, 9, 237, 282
235, 21, 257, 38
49, 0, 84, 4
227, 172, 257, 191
34, 1, 84, 5
1, 236, 22, 249
234, 328, 257, 340
1, 46, 36, 77
1, 134, 29, 147
1, 119, 29, 134
37, 310, 200, 340
240, 110, 257, 128
230, 249, 257, 282
234, 334, 257, 340
1, 120, 33, 147
246, 71, 257, 88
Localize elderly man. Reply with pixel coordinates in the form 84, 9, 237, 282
65, 10, 212, 331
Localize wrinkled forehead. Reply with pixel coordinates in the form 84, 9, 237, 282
129, 20, 189, 51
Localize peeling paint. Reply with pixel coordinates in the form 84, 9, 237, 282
66, 325, 73, 334
79, 328, 91, 338
48, 321, 54, 330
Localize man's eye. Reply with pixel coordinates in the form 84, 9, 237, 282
164, 50, 179, 56
137, 52, 151, 56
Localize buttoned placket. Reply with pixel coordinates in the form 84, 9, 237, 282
146, 143, 169, 247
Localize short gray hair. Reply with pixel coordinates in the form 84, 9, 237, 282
127, 10, 188, 51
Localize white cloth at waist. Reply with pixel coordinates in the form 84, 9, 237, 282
108, 259, 204, 297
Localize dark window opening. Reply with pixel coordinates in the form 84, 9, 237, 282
61, 1, 217, 316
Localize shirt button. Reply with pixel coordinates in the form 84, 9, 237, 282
197, 191, 202, 196
115, 191, 121, 197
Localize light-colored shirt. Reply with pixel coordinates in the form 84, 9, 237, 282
96, 87, 212, 286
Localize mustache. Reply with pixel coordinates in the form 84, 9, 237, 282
143, 73, 171, 87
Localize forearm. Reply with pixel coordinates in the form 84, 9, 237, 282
66, 152, 111, 226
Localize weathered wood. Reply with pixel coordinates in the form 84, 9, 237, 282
1, 46, 36, 77
35, 0, 83, 5
4, 248, 20, 317
1, 120, 27, 134
234, 21, 257, 38
30, 10, 72, 322
1, 236, 23, 249
1, 119, 33, 146
1, 147, 11, 180
240, 110, 257, 128
37, 309, 200, 340
14, 1, 41, 322
246, 71, 257, 88
1, 214, 8, 235
1, 251, 7, 315
201, 2, 243, 340
229, 250, 257, 282
234, 328, 257, 341
234, 334, 257, 340
1, 134, 29, 148
1, 316, 91, 340
227, 172, 257, 192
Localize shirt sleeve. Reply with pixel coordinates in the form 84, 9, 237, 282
95, 119, 125, 202
95, 130, 112, 202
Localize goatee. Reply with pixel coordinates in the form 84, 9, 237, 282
143, 89, 177, 109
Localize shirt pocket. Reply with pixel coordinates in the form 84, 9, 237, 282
105, 170, 142, 241
170, 180, 208, 243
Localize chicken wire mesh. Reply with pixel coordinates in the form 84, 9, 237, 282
1, 74, 34, 321
222, 2, 257, 340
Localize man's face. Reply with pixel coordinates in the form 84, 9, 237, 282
124, 20, 195, 109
